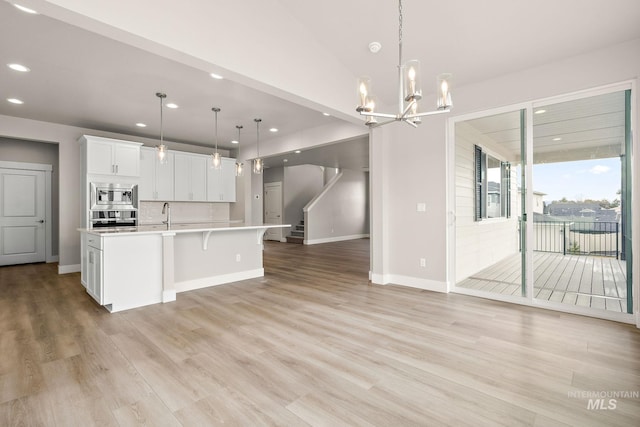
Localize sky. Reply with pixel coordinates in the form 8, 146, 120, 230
529, 157, 621, 203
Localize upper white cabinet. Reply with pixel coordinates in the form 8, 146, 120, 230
82, 135, 141, 177
174, 152, 208, 201
207, 157, 237, 202
140, 147, 174, 201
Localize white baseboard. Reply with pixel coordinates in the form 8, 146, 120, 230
304, 234, 370, 245
371, 273, 448, 293
176, 268, 264, 293
162, 290, 177, 303
58, 264, 81, 274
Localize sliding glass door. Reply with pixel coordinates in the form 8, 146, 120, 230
453, 86, 633, 318
531, 90, 632, 314
454, 109, 526, 300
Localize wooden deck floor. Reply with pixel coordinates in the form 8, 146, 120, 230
457, 252, 628, 313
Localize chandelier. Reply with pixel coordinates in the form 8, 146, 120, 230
211, 107, 221, 169
356, 0, 452, 127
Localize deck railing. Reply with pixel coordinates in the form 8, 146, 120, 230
533, 220, 620, 258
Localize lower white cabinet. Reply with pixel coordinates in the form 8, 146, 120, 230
80, 231, 163, 312
86, 235, 104, 304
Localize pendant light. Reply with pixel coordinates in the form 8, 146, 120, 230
211, 107, 221, 169
355, 0, 452, 128
252, 118, 263, 174
156, 92, 168, 164
235, 125, 244, 177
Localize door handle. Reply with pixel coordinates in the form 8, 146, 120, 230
36, 220, 45, 223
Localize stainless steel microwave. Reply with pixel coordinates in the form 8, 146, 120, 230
90, 182, 138, 211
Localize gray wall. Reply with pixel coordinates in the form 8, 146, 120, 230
284, 165, 324, 228
305, 169, 369, 243
0, 137, 59, 256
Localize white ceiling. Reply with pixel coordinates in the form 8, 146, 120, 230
1, 0, 639, 169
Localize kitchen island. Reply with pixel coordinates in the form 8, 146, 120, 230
79, 223, 290, 312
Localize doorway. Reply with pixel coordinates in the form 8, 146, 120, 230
0, 164, 49, 266
264, 182, 283, 241
452, 86, 634, 320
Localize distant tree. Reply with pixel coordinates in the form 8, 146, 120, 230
559, 197, 568, 203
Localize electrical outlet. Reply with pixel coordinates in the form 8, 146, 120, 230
420, 258, 426, 268
236, 254, 241, 262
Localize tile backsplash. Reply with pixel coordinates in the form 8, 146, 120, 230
139, 201, 230, 225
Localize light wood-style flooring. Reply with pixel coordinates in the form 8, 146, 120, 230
1, 239, 639, 426
457, 252, 628, 313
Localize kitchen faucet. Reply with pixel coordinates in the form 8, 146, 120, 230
162, 202, 171, 227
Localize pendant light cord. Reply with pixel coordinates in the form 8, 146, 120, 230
212, 107, 221, 153
398, 0, 403, 69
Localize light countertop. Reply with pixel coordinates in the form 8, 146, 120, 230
79, 222, 291, 236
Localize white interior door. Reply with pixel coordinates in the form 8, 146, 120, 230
264, 182, 283, 241
0, 168, 46, 265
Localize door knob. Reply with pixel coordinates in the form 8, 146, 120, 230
37, 220, 45, 223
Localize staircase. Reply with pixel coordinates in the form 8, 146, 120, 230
286, 220, 305, 244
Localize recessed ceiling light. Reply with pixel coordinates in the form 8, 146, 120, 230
323, 112, 331, 116
269, 128, 278, 132
534, 109, 546, 114
283, 159, 288, 163
7, 63, 30, 72
294, 150, 301, 154
7, 98, 24, 104
210, 73, 223, 80
552, 137, 562, 141
136, 123, 147, 128
166, 103, 178, 109
231, 140, 239, 144
13, 4, 38, 14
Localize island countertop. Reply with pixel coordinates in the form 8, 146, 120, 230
79, 222, 290, 236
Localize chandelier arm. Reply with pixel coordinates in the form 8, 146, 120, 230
404, 119, 418, 128
399, 99, 416, 119
368, 118, 398, 128
406, 108, 451, 119
361, 111, 398, 119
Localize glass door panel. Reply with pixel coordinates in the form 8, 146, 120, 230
454, 110, 525, 299
531, 91, 631, 313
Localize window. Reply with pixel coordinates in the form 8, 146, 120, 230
474, 145, 510, 221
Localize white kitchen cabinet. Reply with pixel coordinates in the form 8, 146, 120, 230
174, 152, 207, 201
140, 147, 174, 200
207, 157, 236, 202
83, 135, 141, 177
86, 234, 104, 304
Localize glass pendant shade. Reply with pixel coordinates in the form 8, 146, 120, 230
211, 152, 221, 169
234, 124, 243, 178
156, 92, 168, 164
157, 144, 168, 165
252, 118, 262, 175
403, 60, 422, 101
364, 96, 378, 126
211, 107, 222, 169
356, 77, 372, 112
437, 73, 453, 110
252, 158, 263, 174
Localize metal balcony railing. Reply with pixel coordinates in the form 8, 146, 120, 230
532, 220, 620, 258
